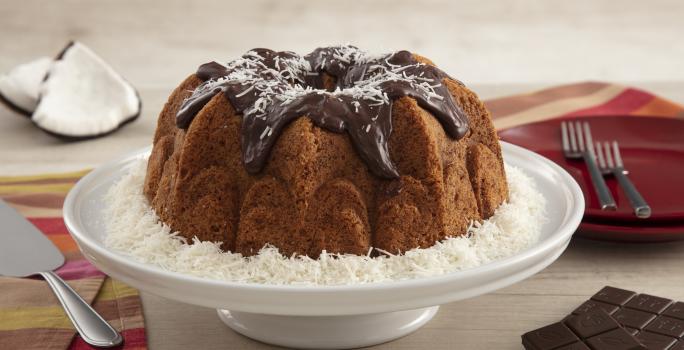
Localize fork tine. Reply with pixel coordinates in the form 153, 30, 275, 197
604, 142, 615, 168
612, 141, 624, 168
561, 122, 570, 154
574, 121, 585, 151
568, 122, 578, 152
595, 142, 606, 169
583, 122, 596, 157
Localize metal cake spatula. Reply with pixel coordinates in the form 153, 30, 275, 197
0, 199, 122, 347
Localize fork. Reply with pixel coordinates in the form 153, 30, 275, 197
595, 141, 652, 219
561, 121, 617, 210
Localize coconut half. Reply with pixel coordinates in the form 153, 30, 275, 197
32, 42, 141, 139
0, 57, 53, 116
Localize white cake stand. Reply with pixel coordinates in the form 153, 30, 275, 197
63, 142, 583, 349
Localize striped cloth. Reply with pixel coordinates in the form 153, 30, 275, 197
0, 82, 681, 350
486, 81, 684, 128
0, 171, 146, 350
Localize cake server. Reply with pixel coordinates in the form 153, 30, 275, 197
0, 199, 122, 347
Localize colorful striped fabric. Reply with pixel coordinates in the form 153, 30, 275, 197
0, 82, 681, 350
0, 171, 146, 350
486, 81, 684, 129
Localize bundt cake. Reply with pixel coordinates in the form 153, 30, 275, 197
143, 45, 508, 258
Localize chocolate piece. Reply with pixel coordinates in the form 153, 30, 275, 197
613, 309, 657, 329
592, 286, 637, 306
556, 343, 591, 350
565, 310, 620, 338
522, 322, 578, 349
635, 331, 677, 349
671, 341, 684, 350
175, 46, 469, 179
522, 310, 643, 350
644, 316, 684, 338
625, 328, 639, 336
625, 294, 673, 314
523, 286, 684, 349
584, 287, 684, 349
586, 328, 647, 350
587, 287, 684, 348
663, 302, 684, 320
573, 300, 620, 316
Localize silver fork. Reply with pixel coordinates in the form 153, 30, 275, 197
561, 121, 617, 210
595, 141, 652, 219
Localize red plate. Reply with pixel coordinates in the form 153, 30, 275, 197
499, 115, 684, 241
578, 220, 684, 242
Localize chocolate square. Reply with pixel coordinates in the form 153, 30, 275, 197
555, 342, 591, 350
669, 340, 684, 350
522, 322, 578, 349
625, 294, 672, 314
624, 327, 639, 336
644, 315, 684, 338
612, 308, 656, 329
573, 300, 619, 316
664, 302, 684, 321
565, 309, 620, 339
592, 287, 637, 306
586, 328, 646, 350
635, 331, 677, 350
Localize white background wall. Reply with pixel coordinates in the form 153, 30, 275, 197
2, 0, 683, 89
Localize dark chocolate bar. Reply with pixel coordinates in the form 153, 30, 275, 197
522, 308, 644, 349
572, 286, 684, 350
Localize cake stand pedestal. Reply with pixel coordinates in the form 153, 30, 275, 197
217, 306, 439, 349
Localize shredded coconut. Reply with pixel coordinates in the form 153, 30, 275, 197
187, 45, 447, 121
104, 158, 546, 286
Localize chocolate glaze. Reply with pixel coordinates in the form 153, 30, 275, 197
176, 46, 469, 179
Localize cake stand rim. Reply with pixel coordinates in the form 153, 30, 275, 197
63, 141, 583, 315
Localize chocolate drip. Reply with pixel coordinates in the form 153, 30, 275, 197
176, 46, 469, 179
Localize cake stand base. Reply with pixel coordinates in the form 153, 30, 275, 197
217, 306, 439, 349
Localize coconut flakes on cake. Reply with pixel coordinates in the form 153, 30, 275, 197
103, 158, 546, 286
189, 45, 444, 120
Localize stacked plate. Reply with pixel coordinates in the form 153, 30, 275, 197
500, 115, 684, 242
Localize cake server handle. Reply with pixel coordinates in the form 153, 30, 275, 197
40, 270, 123, 347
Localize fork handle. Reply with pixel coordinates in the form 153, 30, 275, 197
613, 170, 651, 219
40, 271, 123, 347
583, 152, 617, 210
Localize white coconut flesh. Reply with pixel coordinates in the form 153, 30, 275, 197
32, 42, 140, 137
0, 57, 52, 114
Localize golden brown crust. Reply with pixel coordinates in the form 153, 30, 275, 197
144, 54, 508, 257
467, 143, 508, 218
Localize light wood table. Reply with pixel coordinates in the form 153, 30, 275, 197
2, 83, 683, 350
140, 239, 684, 349
2, 1, 684, 348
